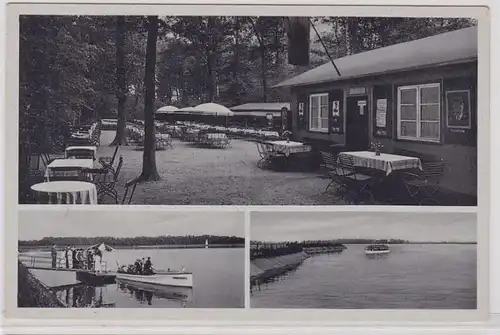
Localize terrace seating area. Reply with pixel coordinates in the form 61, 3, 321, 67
18, 117, 476, 206
19, 121, 129, 205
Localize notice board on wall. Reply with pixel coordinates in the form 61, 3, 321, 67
375, 98, 388, 137
372, 85, 392, 138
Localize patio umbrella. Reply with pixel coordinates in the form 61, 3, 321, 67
86, 242, 115, 252
194, 102, 234, 116
195, 103, 234, 127
177, 106, 201, 115
156, 105, 179, 114
195, 102, 234, 116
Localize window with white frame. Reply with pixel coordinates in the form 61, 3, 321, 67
397, 83, 441, 142
309, 93, 329, 132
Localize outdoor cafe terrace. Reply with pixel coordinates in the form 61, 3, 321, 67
19, 113, 476, 206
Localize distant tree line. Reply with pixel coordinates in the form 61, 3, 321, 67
251, 239, 476, 246
251, 239, 409, 246
18, 235, 244, 247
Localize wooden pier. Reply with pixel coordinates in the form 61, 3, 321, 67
19, 254, 116, 288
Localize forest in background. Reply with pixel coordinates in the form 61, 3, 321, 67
20, 16, 475, 130
18, 235, 245, 247
251, 239, 477, 245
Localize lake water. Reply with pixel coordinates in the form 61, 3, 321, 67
250, 244, 477, 309
25, 248, 244, 308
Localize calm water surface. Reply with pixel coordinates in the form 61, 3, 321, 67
27, 248, 244, 308
250, 244, 476, 309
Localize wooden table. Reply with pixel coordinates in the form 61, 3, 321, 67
266, 140, 312, 157
31, 181, 98, 204
45, 158, 95, 181
65, 146, 97, 160
339, 151, 423, 176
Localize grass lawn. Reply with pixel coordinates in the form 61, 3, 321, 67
97, 131, 345, 205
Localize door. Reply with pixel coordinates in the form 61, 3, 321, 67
346, 96, 370, 150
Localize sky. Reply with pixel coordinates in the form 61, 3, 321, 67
250, 211, 476, 243
18, 208, 244, 240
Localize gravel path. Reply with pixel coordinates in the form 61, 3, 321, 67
97, 131, 345, 205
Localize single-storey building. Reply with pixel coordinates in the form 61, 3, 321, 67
273, 26, 477, 197
230, 102, 291, 129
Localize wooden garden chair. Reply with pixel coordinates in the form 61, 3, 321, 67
256, 142, 274, 169
99, 145, 120, 172
333, 155, 375, 204
96, 156, 124, 204
402, 160, 446, 205
121, 176, 141, 205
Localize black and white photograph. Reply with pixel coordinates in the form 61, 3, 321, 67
17, 209, 245, 308
250, 211, 477, 309
18, 15, 478, 206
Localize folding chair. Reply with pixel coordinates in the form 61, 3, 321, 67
256, 142, 274, 169
121, 176, 141, 205
99, 145, 120, 172
402, 160, 446, 205
334, 155, 375, 204
96, 156, 124, 204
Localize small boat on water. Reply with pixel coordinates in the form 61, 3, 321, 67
115, 271, 194, 288
116, 267, 193, 287
364, 242, 391, 255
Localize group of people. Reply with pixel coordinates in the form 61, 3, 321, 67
50, 244, 104, 272
118, 257, 154, 275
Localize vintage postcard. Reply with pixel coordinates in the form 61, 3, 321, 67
2, 0, 490, 330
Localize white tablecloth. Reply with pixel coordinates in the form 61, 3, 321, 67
266, 141, 312, 157
65, 146, 97, 159
45, 159, 95, 180
339, 151, 423, 175
206, 133, 227, 139
31, 181, 98, 204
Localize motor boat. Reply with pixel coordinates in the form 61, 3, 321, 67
115, 270, 194, 288
364, 242, 390, 255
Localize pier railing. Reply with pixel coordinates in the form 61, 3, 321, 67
18, 254, 108, 272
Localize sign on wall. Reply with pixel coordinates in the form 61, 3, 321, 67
348, 87, 366, 95
297, 101, 306, 130
446, 90, 471, 130
330, 100, 342, 133
357, 100, 366, 115
298, 102, 304, 116
376, 99, 387, 128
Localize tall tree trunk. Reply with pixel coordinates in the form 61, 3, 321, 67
206, 52, 214, 102
206, 17, 216, 102
260, 46, 267, 102
346, 18, 362, 55
111, 16, 128, 146
232, 18, 240, 104
140, 16, 160, 181
249, 18, 268, 102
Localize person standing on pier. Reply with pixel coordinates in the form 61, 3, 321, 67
64, 245, 70, 269
94, 248, 103, 273
72, 247, 78, 269
87, 250, 94, 271
51, 245, 57, 268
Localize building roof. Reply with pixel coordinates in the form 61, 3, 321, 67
273, 26, 477, 88
231, 102, 290, 111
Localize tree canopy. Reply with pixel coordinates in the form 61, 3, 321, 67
19, 16, 475, 147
